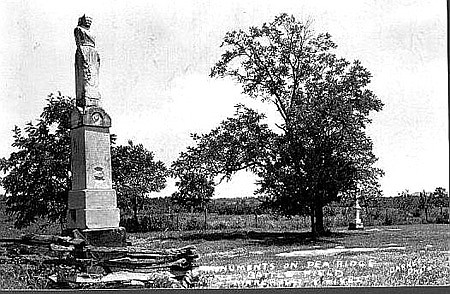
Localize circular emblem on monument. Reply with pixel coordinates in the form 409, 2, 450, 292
93, 166, 105, 181
91, 112, 103, 125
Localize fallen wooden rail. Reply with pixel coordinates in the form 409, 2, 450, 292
0, 232, 199, 289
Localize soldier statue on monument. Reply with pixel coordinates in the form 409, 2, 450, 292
74, 15, 101, 108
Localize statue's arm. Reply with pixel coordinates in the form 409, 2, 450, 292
74, 27, 82, 47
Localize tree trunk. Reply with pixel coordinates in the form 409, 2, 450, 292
59, 214, 65, 234
310, 207, 316, 237
315, 205, 326, 235
364, 206, 370, 226
203, 206, 208, 230
133, 196, 139, 228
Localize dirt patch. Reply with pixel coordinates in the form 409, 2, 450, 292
276, 246, 406, 257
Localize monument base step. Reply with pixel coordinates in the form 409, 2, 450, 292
81, 227, 127, 247
67, 208, 120, 229
63, 227, 127, 247
348, 222, 364, 230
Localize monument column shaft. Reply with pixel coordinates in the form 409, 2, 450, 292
71, 126, 113, 190
67, 109, 121, 230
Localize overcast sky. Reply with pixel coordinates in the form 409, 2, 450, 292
0, 0, 447, 197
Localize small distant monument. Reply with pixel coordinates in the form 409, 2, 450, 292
67, 15, 126, 246
348, 196, 364, 230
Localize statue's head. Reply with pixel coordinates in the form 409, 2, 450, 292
78, 15, 93, 29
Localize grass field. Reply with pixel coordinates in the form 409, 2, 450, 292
125, 224, 450, 287
0, 199, 449, 289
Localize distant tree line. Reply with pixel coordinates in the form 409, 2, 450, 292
117, 187, 448, 232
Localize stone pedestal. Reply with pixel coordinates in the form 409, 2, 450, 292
348, 198, 364, 230
67, 106, 125, 246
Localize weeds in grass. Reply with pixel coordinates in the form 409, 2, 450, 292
0, 256, 53, 289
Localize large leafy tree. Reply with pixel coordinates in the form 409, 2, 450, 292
175, 14, 384, 235
111, 140, 168, 226
171, 105, 273, 226
0, 93, 74, 228
171, 172, 215, 212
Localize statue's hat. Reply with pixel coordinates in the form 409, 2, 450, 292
78, 14, 93, 28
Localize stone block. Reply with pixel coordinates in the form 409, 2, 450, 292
84, 128, 113, 189
348, 222, 364, 230
71, 107, 112, 128
68, 189, 117, 209
82, 227, 127, 247
71, 125, 113, 190
67, 208, 120, 229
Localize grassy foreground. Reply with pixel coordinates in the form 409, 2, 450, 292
128, 224, 449, 288
0, 219, 449, 288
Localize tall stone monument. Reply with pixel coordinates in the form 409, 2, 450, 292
348, 196, 364, 230
67, 15, 126, 246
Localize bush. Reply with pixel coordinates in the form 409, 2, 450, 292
120, 214, 177, 232
381, 208, 406, 226
185, 218, 204, 231
435, 213, 449, 224
120, 217, 139, 233
412, 209, 421, 217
